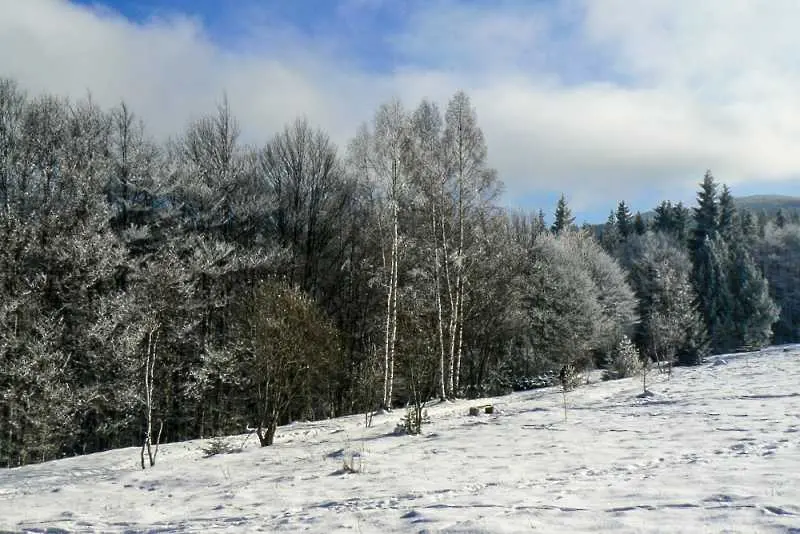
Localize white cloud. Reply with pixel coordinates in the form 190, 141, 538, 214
1, 0, 798, 216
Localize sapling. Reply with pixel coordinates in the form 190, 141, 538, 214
641, 353, 653, 396
141, 325, 163, 469
559, 364, 569, 421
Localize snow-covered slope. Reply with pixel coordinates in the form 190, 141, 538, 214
2, 347, 799, 533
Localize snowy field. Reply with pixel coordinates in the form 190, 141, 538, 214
2, 347, 799, 533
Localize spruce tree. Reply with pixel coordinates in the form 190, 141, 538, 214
690, 171, 726, 352
718, 185, 735, 239
600, 210, 621, 255
615, 200, 633, 238
633, 212, 647, 235
727, 224, 779, 349
551, 194, 575, 234
691, 170, 719, 256
669, 202, 691, 244
653, 201, 674, 235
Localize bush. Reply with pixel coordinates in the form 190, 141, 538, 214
201, 436, 242, 458
394, 405, 429, 435
603, 336, 643, 380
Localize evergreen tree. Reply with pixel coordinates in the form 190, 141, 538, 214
691, 170, 719, 256
727, 227, 779, 349
718, 185, 735, 239
536, 209, 547, 234
776, 209, 787, 228
600, 210, 620, 255
690, 171, 727, 352
652, 201, 674, 234
550, 194, 575, 234
615, 200, 633, 238
671, 202, 690, 244
755, 222, 800, 343
633, 212, 647, 235
653, 200, 690, 243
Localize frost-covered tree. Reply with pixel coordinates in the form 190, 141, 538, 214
560, 230, 638, 362
755, 222, 800, 343
551, 194, 575, 234
259, 118, 351, 293
405, 99, 450, 400
441, 91, 500, 396
603, 335, 642, 380
522, 231, 602, 374
629, 232, 709, 367
348, 99, 411, 409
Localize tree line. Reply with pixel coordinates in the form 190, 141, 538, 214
0, 77, 794, 467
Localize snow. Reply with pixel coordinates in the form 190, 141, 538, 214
2, 347, 800, 533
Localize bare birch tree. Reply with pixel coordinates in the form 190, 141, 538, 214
349, 99, 410, 409
407, 100, 449, 401
442, 91, 499, 396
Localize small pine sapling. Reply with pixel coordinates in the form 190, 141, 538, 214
559, 363, 577, 421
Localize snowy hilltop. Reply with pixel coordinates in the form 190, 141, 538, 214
2, 346, 799, 533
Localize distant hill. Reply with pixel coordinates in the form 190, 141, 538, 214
733, 195, 800, 216
590, 194, 800, 233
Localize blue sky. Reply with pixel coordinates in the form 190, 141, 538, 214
2, 0, 799, 223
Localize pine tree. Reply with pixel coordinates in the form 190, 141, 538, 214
691, 170, 719, 257
652, 201, 674, 235
653, 201, 690, 243
600, 210, 621, 255
633, 212, 647, 235
690, 171, 728, 352
718, 185, 735, 239
672, 202, 690, 244
615, 200, 633, 238
551, 194, 575, 234
726, 224, 779, 349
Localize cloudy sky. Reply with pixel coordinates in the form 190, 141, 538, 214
2, 0, 799, 222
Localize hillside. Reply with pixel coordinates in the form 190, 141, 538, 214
1, 347, 799, 533
734, 195, 800, 216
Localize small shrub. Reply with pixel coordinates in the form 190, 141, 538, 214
603, 335, 643, 380
201, 436, 241, 458
394, 405, 429, 435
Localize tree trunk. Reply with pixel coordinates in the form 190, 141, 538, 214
382, 250, 393, 408
432, 205, 447, 401
454, 167, 465, 396
388, 210, 398, 407
141, 326, 159, 469
257, 419, 278, 447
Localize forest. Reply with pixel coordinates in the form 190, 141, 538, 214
1, 77, 798, 467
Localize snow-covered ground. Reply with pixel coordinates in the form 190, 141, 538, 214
2, 347, 800, 533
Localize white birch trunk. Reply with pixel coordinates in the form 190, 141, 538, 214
432, 204, 447, 400
382, 260, 392, 409
387, 198, 399, 408
454, 177, 465, 395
